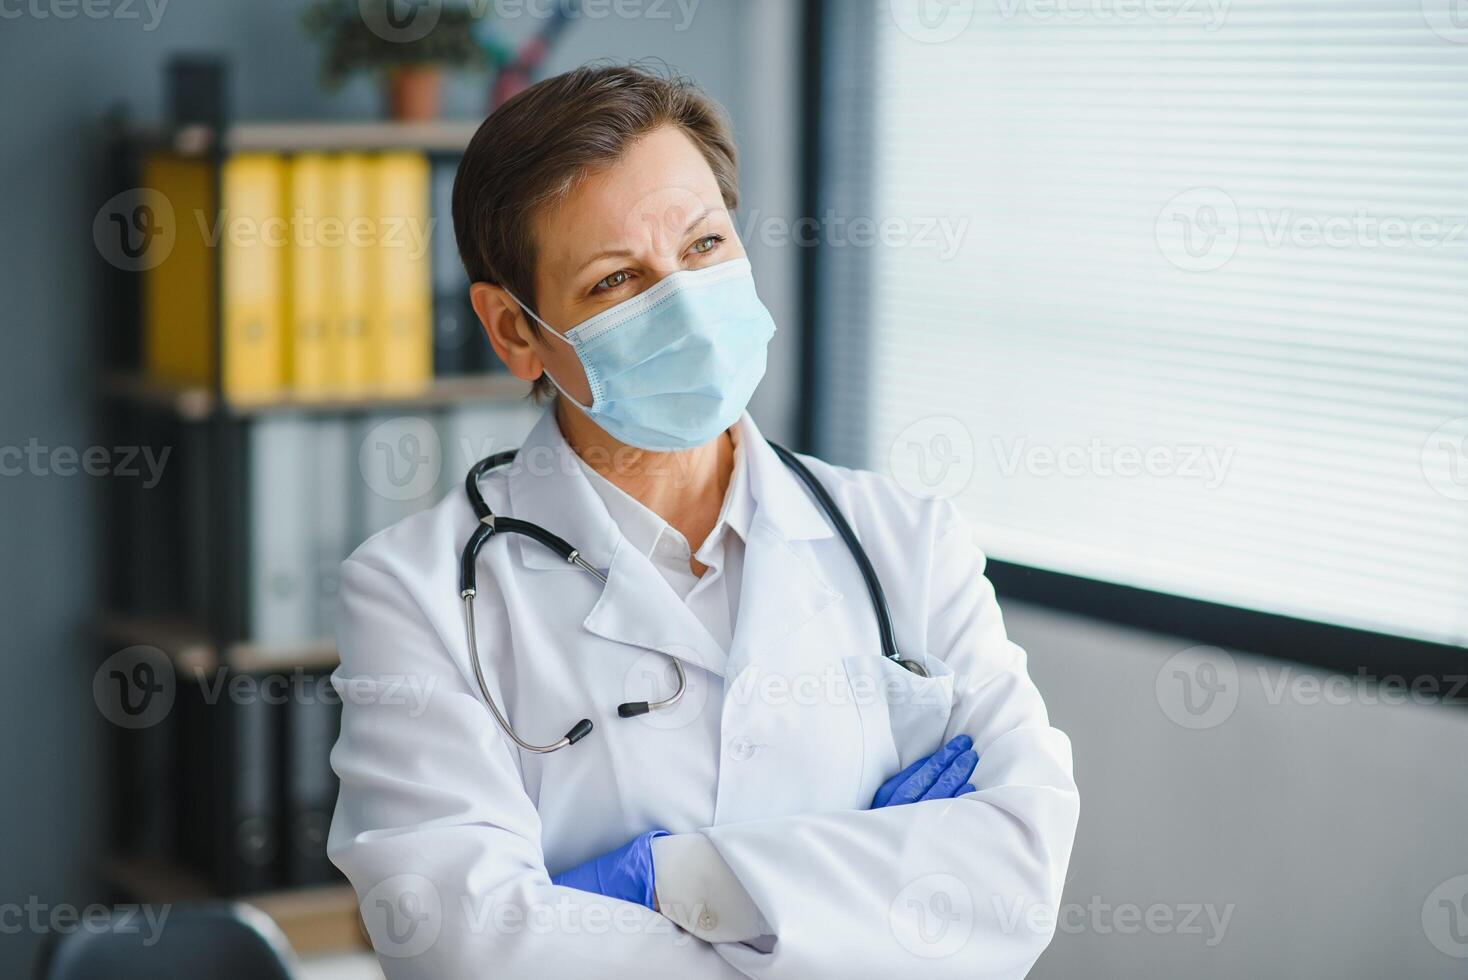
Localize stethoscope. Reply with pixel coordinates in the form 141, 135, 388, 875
459, 439, 928, 754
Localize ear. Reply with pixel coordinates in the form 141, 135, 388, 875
470, 282, 544, 384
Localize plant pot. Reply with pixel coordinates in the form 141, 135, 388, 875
385, 67, 443, 122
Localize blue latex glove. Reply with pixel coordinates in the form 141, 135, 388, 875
551, 830, 668, 909
870, 734, 978, 808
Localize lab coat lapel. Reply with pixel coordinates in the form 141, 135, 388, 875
504, 410, 723, 676
724, 519, 841, 681
582, 540, 728, 680
504, 409, 620, 574
724, 420, 842, 679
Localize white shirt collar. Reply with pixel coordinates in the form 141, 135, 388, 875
574, 418, 754, 564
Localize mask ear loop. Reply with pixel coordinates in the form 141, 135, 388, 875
499, 285, 594, 411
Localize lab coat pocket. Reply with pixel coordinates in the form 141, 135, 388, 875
843, 654, 956, 803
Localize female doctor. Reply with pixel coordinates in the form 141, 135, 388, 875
329, 65, 1078, 979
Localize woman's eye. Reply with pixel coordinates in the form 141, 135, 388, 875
595, 269, 630, 292
689, 234, 724, 255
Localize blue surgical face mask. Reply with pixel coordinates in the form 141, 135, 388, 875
505, 256, 776, 451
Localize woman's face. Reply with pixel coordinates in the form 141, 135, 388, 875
477, 123, 746, 406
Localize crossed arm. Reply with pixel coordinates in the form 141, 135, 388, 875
553, 732, 982, 925
330, 516, 1078, 979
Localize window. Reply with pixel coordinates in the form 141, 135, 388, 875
813, 0, 1468, 648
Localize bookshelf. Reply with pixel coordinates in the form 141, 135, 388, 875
101, 614, 340, 674
97, 56, 525, 956
126, 119, 482, 157
103, 370, 528, 422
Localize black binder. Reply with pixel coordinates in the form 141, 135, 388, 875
178, 670, 281, 895
431, 157, 487, 376
282, 677, 342, 886
225, 682, 280, 893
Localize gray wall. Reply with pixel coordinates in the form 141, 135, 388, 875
1012, 600, 1468, 979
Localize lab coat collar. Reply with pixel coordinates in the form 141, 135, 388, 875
738, 412, 836, 544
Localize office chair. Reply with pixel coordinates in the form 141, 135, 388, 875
33, 901, 299, 980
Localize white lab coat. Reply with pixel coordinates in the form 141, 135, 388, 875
329, 408, 1078, 979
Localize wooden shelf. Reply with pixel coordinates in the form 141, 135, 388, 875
105, 857, 366, 956
127, 119, 481, 156
101, 614, 339, 674
103, 371, 529, 421
101, 615, 218, 675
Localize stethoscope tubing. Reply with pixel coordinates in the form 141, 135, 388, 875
459, 439, 925, 753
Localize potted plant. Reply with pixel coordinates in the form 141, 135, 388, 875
302, 1, 489, 121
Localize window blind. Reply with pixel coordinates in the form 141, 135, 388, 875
817, 0, 1468, 647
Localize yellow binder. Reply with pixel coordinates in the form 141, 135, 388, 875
221, 153, 287, 398
286, 154, 335, 396
333, 153, 373, 392
141, 154, 214, 387
372, 152, 432, 392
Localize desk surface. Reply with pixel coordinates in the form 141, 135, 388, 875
299, 952, 384, 980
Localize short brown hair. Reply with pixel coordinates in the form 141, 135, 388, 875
453, 62, 740, 398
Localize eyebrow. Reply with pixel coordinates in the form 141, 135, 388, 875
573, 207, 714, 276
